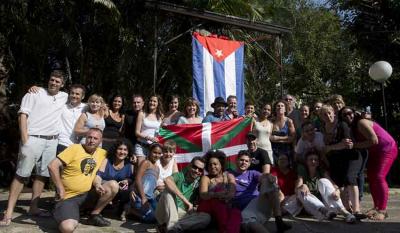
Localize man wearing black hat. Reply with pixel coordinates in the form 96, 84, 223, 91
202, 97, 230, 123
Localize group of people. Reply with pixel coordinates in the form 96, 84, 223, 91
0, 70, 398, 233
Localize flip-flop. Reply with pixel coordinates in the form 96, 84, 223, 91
0, 217, 12, 227
28, 210, 52, 217
365, 208, 377, 217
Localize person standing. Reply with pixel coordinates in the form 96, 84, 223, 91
123, 94, 144, 148
57, 84, 86, 154
202, 97, 230, 123
0, 70, 68, 226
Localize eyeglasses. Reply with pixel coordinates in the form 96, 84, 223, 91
285, 98, 293, 101
191, 164, 204, 173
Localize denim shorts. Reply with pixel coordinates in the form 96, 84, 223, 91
16, 136, 58, 178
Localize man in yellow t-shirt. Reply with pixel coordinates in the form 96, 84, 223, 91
48, 128, 112, 232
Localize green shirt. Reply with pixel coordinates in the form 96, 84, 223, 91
172, 171, 200, 210
297, 164, 324, 198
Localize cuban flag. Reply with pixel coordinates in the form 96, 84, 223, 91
192, 32, 245, 117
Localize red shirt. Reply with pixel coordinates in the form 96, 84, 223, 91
271, 167, 297, 196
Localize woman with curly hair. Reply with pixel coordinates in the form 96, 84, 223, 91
198, 150, 240, 233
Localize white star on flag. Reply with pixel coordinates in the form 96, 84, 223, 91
215, 49, 223, 57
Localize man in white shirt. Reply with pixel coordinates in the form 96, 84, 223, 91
0, 70, 68, 226
57, 84, 86, 154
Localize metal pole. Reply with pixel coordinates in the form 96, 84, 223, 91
278, 35, 283, 97
382, 83, 388, 129
153, 14, 158, 95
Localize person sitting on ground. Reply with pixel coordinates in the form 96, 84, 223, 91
155, 140, 178, 194
95, 139, 134, 221
197, 150, 241, 233
271, 153, 298, 215
244, 133, 292, 233
127, 143, 162, 223
295, 151, 356, 223
155, 157, 211, 233
230, 151, 274, 233
48, 128, 109, 232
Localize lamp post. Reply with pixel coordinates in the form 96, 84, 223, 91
368, 61, 393, 129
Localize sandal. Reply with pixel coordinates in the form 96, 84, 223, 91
364, 208, 378, 217
368, 210, 388, 221
0, 216, 12, 227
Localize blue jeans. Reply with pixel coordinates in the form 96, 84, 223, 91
133, 173, 157, 223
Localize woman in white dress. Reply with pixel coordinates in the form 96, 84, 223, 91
251, 103, 274, 164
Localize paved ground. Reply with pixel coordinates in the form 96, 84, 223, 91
1, 189, 400, 233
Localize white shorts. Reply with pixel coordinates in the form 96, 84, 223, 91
16, 136, 58, 178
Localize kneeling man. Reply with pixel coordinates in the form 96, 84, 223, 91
48, 128, 117, 233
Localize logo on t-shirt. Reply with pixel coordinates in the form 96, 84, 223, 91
251, 158, 260, 165
80, 158, 96, 176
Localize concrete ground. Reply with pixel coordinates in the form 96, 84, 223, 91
0, 189, 400, 233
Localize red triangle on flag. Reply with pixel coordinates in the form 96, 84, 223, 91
193, 32, 243, 63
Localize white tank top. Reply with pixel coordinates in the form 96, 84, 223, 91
156, 157, 175, 186
140, 114, 161, 144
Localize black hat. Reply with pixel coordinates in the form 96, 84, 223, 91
211, 97, 228, 108
246, 132, 257, 140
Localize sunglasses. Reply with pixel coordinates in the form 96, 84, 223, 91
191, 164, 204, 173
342, 111, 353, 117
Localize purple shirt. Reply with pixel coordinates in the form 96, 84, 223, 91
230, 169, 261, 210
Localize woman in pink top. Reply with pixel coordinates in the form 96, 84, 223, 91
340, 106, 398, 220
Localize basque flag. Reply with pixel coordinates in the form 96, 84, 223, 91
158, 117, 252, 170
192, 32, 245, 117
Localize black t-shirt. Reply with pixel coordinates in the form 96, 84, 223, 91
123, 110, 138, 145
248, 148, 272, 173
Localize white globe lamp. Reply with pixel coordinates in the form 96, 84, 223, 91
368, 61, 393, 129
369, 61, 393, 83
